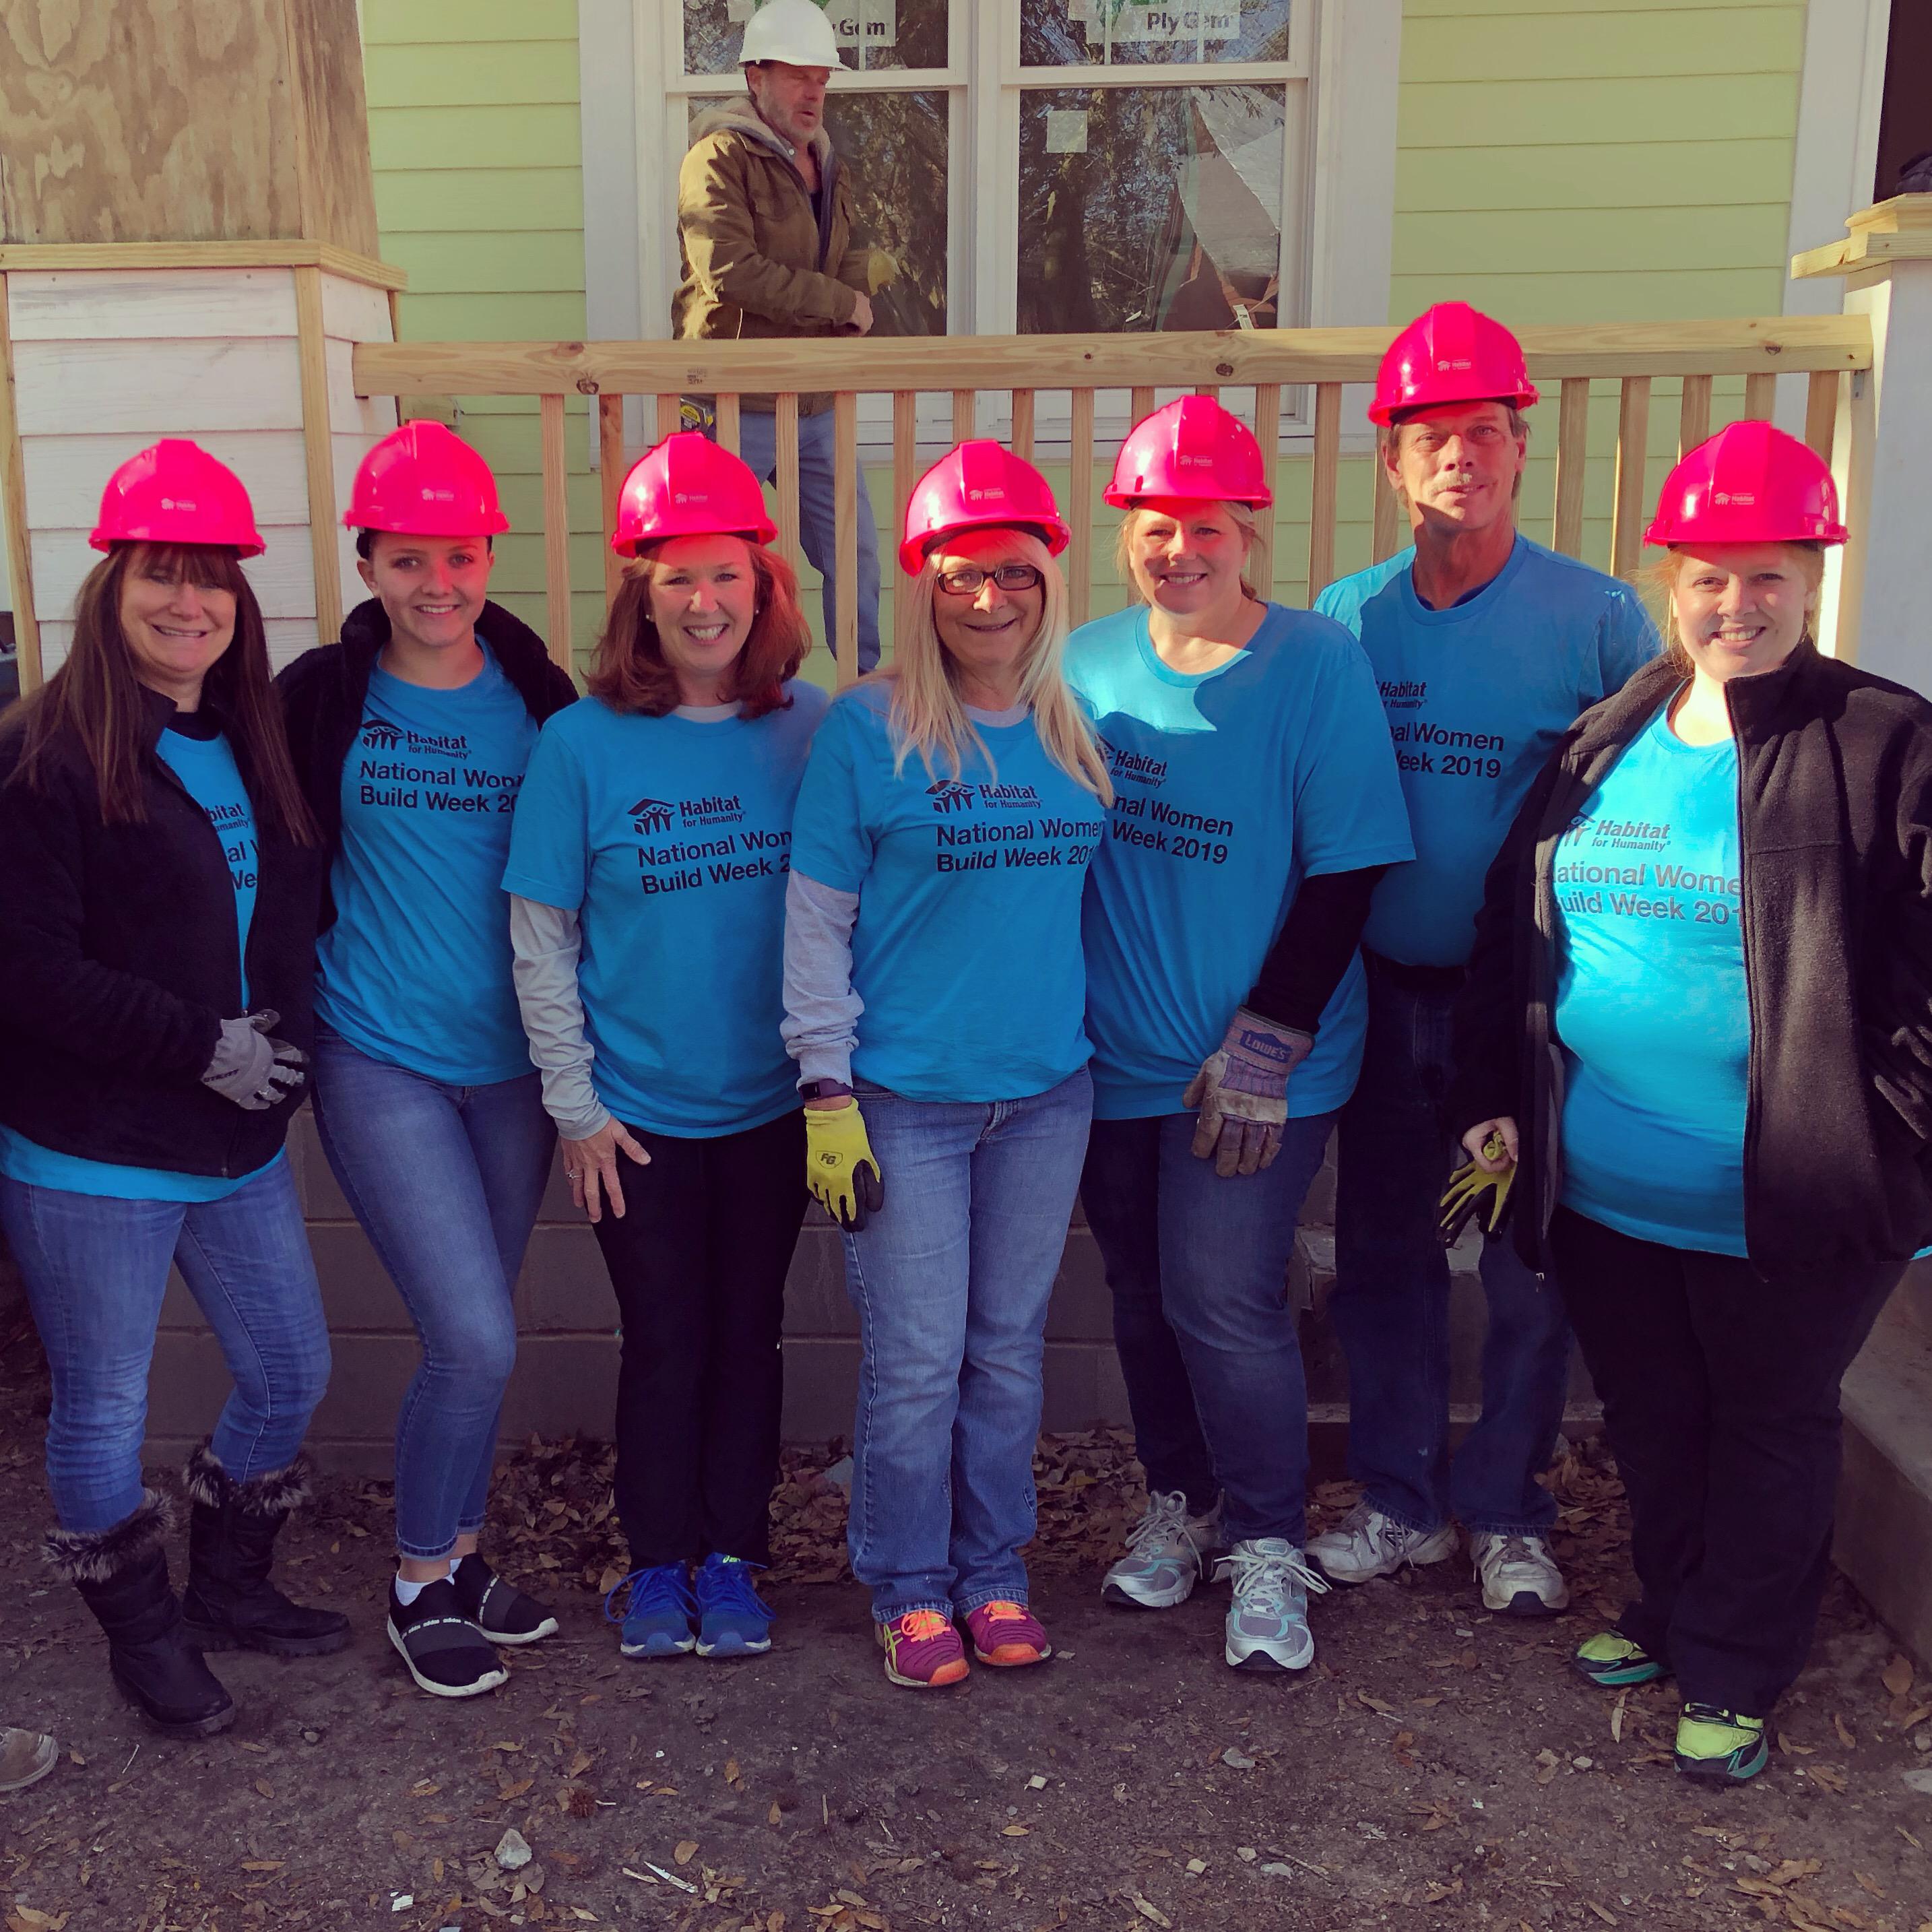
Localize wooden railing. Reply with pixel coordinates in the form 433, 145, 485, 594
352, 317, 1874, 682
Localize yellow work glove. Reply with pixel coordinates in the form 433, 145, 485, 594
805, 1099, 884, 1232
862, 248, 899, 294
1438, 1131, 1515, 1247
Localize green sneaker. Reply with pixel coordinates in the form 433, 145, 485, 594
1570, 1630, 1667, 1689
1673, 1702, 1769, 1782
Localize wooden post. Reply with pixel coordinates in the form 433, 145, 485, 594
1610, 376, 1652, 581
1551, 377, 1590, 558
774, 395, 802, 579
833, 391, 860, 687
1742, 372, 1777, 421
1803, 371, 1838, 463
1371, 443, 1403, 564
715, 391, 741, 457
1010, 389, 1035, 461
0, 274, 40, 693
1250, 383, 1281, 598
1304, 382, 1338, 601
293, 264, 342, 645
1068, 388, 1095, 629
539, 391, 573, 673
892, 391, 917, 655
952, 390, 975, 444
655, 393, 680, 441
1678, 374, 1712, 456
599, 393, 624, 608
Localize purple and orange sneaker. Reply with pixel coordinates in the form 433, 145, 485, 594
876, 1610, 970, 1689
963, 1601, 1051, 1667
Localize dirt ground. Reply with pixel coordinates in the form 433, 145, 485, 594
3, 1343, 1931, 1932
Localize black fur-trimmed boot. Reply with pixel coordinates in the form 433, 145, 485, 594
181, 1445, 352, 1659
48, 1491, 236, 1739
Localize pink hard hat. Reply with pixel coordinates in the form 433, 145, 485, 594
612, 432, 776, 556
1103, 395, 1272, 510
1370, 302, 1539, 426
899, 440, 1070, 576
344, 421, 510, 537
90, 440, 265, 556
1645, 420, 1846, 548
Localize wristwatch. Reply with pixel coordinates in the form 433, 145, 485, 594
798, 1078, 853, 1102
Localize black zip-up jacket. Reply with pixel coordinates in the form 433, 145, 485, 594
0, 690, 324, 1178
1451, 641, 1932, 1279
276, 598, 577, 927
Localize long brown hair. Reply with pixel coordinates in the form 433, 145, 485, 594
587, 538, 810, 719
7, 542, 317, 842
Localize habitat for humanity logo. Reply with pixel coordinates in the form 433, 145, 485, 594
1095, 733, 1167, 789
632, 792, 746, 831
359, 715, 469, 757
928, 779, 975, 815
630, 796, 677, 835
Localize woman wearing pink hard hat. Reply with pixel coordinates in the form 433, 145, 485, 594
0, 441, 344, 1739
1064, 396, 1411, 1675
783, 441, 1109, 1689
1452, 420, 1931, 1783
1310, 302, 1659, 1621
278, 420, 577, 1698
505, 432, 823, 1665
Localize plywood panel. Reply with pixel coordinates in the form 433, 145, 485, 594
11, 337, 304, 436
285, 0, 381, 259
24, 430, 314, 527
30, 524, 317, 622
6, 269, 299, 341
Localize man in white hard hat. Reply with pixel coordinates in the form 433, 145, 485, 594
674, 0, 882, 672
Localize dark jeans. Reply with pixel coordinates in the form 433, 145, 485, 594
1551, 1206, 1903, 1714
1081, 1110, 1337, 1547
1332, 965, 1570, 1534
591, 1111, 806, 1569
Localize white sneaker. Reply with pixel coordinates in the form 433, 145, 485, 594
1101, 1490, 1221, 1610
1306, 1501, 1457, 1584
1217, 1537, 1329, 1671
1471, 1532, 1570, 1616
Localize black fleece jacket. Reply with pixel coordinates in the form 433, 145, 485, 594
1451, 641, 1932, 1279
0, 690, 324, 1178
276, 598, 577, 926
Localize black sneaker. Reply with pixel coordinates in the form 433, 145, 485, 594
452, 1553, 558, 1645
386, 1579, 508, 1698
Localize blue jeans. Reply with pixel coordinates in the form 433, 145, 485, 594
1, 1157, 331, 1535
1331, 965, 1570, 1535
311, 1029, 554, 1559
841, 1069, 1092, 1621
734, 408, 882, 673
1082, 1111, 1337, 1547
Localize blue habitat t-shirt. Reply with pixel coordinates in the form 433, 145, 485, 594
315, 644, 541, 1085
1554, 701, 1748, 1254
1065, 604, 1414, 1122
0, 718, 277, 1202
1316, 535, 1657, 968
503, 682, 829, 1137
790, 682, 1107, 1103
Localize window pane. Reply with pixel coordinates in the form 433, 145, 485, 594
1017, 86, 1284, 333
1022, 2, 1291, 66
684, 1, 949, 77
684, 94, 948, 335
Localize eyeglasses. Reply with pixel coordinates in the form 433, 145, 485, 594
935, 563, 1045, 598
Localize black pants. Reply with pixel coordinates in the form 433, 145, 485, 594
591, 1111, 806, 1568
1550, 1206, 1903, 1714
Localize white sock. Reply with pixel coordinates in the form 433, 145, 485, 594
395, 1565, 449, 1606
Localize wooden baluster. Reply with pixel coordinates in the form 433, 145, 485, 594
1011, 389, 1035, 461
1305, 381, 1339, 602
1804, 370, 1838, 463
1196, 385, 1220, 401
1611, 376, 1652, 582
540, 391, 573, 673
293, 265, 342, 647
833, 391, 860, 688
1130, 385, 1155, 425
775, 393, 802, 579
1552, 377, 1590, 559
1068, 388, 1096, 629
1678, 374, 1712, 456
716, 391, 741, 457
599, 393, 625, 610
1371, 441, 1403, 564
1743, 372, 1776, 422
893, 390, 917, 656
953, 389, 975, 444
655, 391, 681, 441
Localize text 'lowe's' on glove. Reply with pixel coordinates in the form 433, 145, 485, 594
1183, 1007, 1315, 1179
805, 1098, 884, 1232
1438, 1130, 1516, 1248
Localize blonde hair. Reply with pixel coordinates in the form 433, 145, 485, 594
877, 530, 1112, 802
1115, 500, 1262, 606
1642, 542, 1826, 676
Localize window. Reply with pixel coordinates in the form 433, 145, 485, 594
632, 1, 1392, 447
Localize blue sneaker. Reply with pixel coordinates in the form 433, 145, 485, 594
693, 1553, 774, 1658
604, 1564, 695, 1660
1216, 1537, 1329, 1672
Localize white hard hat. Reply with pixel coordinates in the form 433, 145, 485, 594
740, 0, 848, 69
